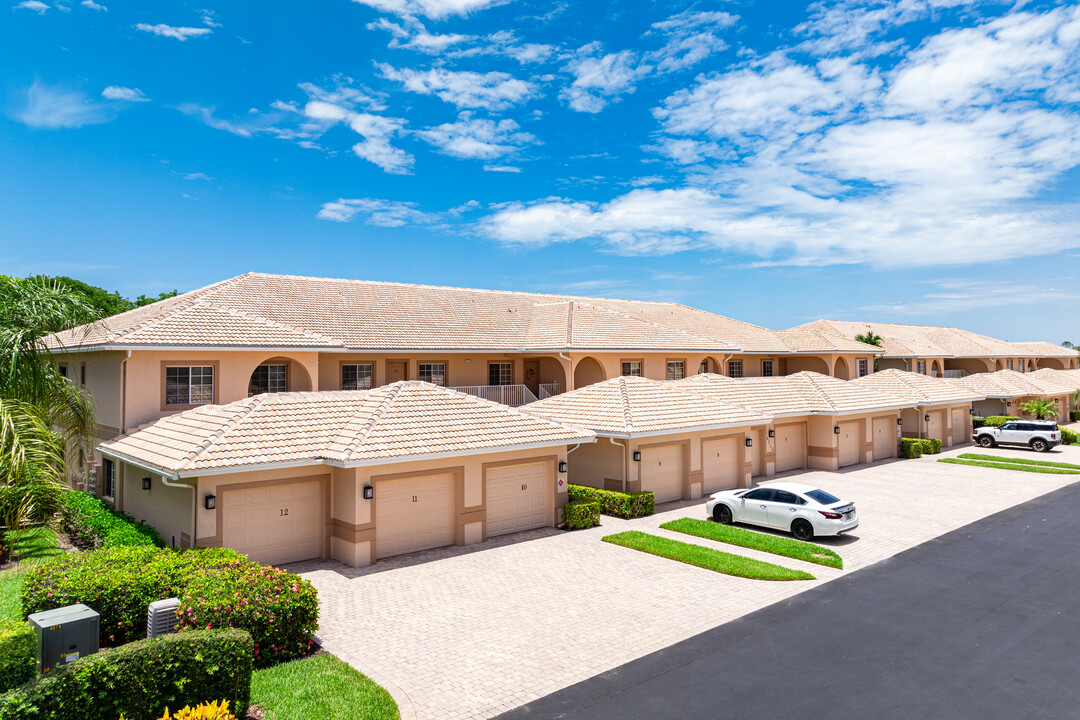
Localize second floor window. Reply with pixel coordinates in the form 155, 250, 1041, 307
728, 360, 743, 378
666, 361, 685, 381
917, 360, 927, 375
489, 362, 512, 386
621, 361, 642, 377
165, 366, 214, 406
419, 363, 446, 386
1006, 359, 1014, 370
102, 458, 115, 499
857, 359, 869, 377
761, 360, 774, 377
342, 363, 374, 390
249, 364, 287, 396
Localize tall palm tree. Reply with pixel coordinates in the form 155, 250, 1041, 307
854, 330, 884, 371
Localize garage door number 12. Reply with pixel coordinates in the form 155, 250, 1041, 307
279, 508, 289, 516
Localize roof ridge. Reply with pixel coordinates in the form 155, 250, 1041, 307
338, 383, 406, 461
797, 373, 839, 411
174, 394, 266, 471
107, 274, 249, 343
618, 376, 635, 433
566, 301, 574, 348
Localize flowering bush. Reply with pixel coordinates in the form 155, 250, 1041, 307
120, 699, 238, 720
177, 561, 319, 667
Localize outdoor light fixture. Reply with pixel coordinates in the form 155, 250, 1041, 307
768, 429, 775, 438
969, 408, 976, 416
834, 425, 840, 434
142, 477, 151, 491
633, 451, 641, 462
745, 437, 753, 447
558, 461, 567, 473
204, 494, 216, 510
363, 485, 373, 500
924, 414, 930, 422
897, 418, 903, 426
1007, 401, 1012, 407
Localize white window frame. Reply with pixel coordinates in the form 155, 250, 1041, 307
419, 362, 447, 386
917, 360, 926, 375
857, 358, 869, 377
761, 360, 774, 377
342, 363, 374, 391
728, 360, 743, 378
666, 361, 685, 381
165, 366, 215, 406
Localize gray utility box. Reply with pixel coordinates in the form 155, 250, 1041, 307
28, 603, 100, 674
147, 597, 181, 638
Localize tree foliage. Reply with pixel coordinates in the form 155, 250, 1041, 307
854, 330, 883, 347
21, 275, 177, 319
1018, 399, 1059, 420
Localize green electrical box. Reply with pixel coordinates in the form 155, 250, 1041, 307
28, 603, 100, 674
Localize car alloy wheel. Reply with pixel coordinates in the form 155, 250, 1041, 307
714, 504, 733, 525
979, 436, 995, 448
791, 519, 814, 541
1032, 439, 1049, 452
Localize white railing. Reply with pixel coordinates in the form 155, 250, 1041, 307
539, 381, 562, 400
450, 384, 538, 407
942, 370, 967, 378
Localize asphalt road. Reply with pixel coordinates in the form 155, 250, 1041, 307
497, 481, 1080, 720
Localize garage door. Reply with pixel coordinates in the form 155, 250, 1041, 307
775, 424, 806, 473
640, 444, 684, 503
872, 417, 896, 460
751, 428, 765, 477
222, 479, 323, 566
952, 408, 968, 446
701, 437, 741, 493
376, 472, 456, 560
838, 421, 863, 468
927, 411, 945, 442
486, 462, 551, 537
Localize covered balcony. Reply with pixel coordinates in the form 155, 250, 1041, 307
449, 381, 562, 407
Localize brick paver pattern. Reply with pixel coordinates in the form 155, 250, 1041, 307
294, 442, 1080, 720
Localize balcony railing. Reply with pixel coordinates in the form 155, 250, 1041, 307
941, 370, 967, 378
450, 384, 538, 407
539, 381, 561, 400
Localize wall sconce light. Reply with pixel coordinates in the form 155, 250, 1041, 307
834, 425, 841, 434
969, 408, 975, 416
924, 414, 931, 423
632, 451, 641, 462
558, 461, 567, 473
745, 437, 753, 447
142, 477, 151, 491
363, 485, 374, 500
897, 417, 903, 426
767, 429, 775, 438
204, 494, 216, 510
1006, 401, 1011, 407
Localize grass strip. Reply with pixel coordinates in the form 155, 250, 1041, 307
0, 527, 64, 622
660, 517, 842, 569
602, 531, 814, 581
957, 453, 1080, 471
938, 458, 1080, 475
251, 652, 400, 720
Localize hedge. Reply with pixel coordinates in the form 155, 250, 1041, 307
567, 485, 654, 518
59, 492, 164, 550
561, 501, 600, 529
0, 622, 35, 693
972, 416, 1020, 430
1061, 426, 1079, 445
177, 561, 319, 668
900, 439, 923, 459
21, 546, 246, 646
0, 629, 252, 720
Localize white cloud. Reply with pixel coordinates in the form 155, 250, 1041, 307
101, 86, 149, 102
16, 81, 113, 129
13, 1, 48, 14
135, 23, 213, 40
80, 0, 106, 10
858, 278, 1079, 315
349, 113, 414, 174
317, 198, 435, 225
184, 172, 211, 181
377, 63, 536, 110
484, 164, 521, 172
797, 0, 978, 57
561, 45, 650, 113
416, 112, 534, 159
647, 10, 738, 73
449, 30, 555, 64
368, 17, 471, 53
349, 0, 506, 20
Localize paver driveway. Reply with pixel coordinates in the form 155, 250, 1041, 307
292, 442, 1080, 720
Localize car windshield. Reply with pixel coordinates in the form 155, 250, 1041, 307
804, 489, 842, 505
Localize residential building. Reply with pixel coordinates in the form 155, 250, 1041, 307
852, 369, 985, 447
948, 370, 1074, 422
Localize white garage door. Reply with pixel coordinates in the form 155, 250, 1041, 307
872, 417, 896, 460
702, 437, 741, 493
927, 411, 945, 442
486, 462, 551, 537
376, 472, 456, 560
751, 428, 765, 477
222, 479, 323, 566
951, 408, 968, 446
838, 421, 863, 468
640, 444, 684, 503
775, 424, 806, 473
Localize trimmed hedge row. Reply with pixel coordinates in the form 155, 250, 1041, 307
0, 629, 253, 720
900, 438, 941, 458
568, 485, 654, 518
59, 491, 164, 549
561, 501, 600, 529
1061, 426, 1079, 445
972, 416, 1020, 430
0, 622, 35, 693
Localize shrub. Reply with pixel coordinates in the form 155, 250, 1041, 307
21, 546, 245, 646
122, 700, 238, 720
567, 485, 654, 518
1060, 426, 1079, 445
0, 622, 35, 693
972, 416, 1020, 430
1071, 411, 1079, 423
60, 492, 164, 550
177, 561, 319, 668
900, 439, 923, 459
561, 501, 600, 529
0, 629, 252, 720
921, 438, 942, 455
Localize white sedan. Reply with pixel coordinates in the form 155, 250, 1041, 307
705, 481, 858, 541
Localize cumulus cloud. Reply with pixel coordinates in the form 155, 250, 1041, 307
647, 10, 738, 73
81, 0, 106, 9
377, 63, 536, 110
561, 45, 650, 113
13, 1, 48, 13
318, 198, 437, 224
101, 86, 149, 102
449, 30, 556, 64
349, 0, 506, 20
348, 113, 414, 173
484, 164, 521, 172
367, 17, 471, 53
15, 81, 113, 129
136, 23, 212, 40
416, 112, 535, 159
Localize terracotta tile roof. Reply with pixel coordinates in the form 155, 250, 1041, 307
948, 369, 1074, 399
98, 382, 595, 476
790, 320, 1075, 360
773, 329, 883, 354
45, 272, 879, 354
677, 372, 916, 416
851, 369, 984, 405
523, 375, 770, 436
1030, 368, 1080, 392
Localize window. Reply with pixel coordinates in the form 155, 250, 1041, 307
728, 360, 743, 378
699, 360, 709, 374
742, 488, 773, 501
165, 366, 215, 406
761, 360, 774, 377
773, 490, 801, 505
489, 362, 513, 386
1007, 359, 1014, 370
342, 363, 374, 391
805, 489, 842, 505
80, 363, 87, 386
621, 361, 642, 377
857, 358, 869, 377
917, 361, 926, 375
419, 363, 446, 386
666, 361, 685, 381
1000, 423, 1017, 431
102, 458, 114, 500
58, 364, 67, 378
249, 364, 287, 396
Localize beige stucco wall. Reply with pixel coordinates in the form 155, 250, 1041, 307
619, 427, 758, 499
120, 462, 194, 547
568, 438, 626, 490
901, 403, 973, 447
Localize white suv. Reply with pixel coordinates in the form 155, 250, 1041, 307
973, 420, 1061, 452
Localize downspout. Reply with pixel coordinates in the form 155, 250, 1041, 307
721, 353, 733, 376
610, 437, 627, 492
160, 474, 196, 550
119, 350, 131, 433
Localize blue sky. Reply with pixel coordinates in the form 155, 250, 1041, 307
2, 0, 1078, 343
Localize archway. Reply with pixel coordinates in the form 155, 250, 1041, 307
833, 356, 850, 380
536, 357, 568, 397
931, 360, 943, 378
1036, 358, 1068, 370
785, 356, 830, 376
573, 356, 606, 389
247, 356, 312, 396
945, 358, 993, 376
697, 356, 720, 375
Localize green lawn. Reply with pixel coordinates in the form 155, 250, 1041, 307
957, 453, 1080, 471
938, 458, 1080, 475
251, 653, 400, 720
0, 527, 63, 622
660, 517, 843, 569
602, 531, 814, 581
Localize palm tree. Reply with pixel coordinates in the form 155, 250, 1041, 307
854, 330, 883, 371
1018, 399, 1059, 421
